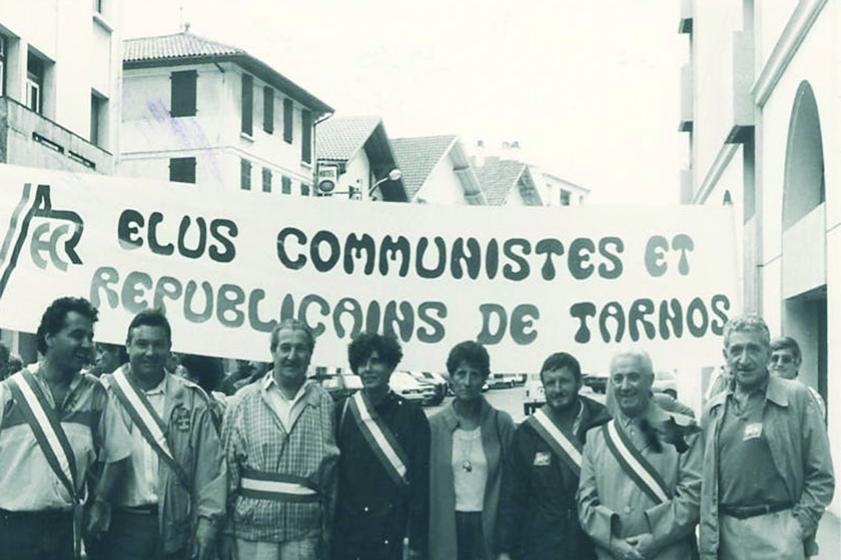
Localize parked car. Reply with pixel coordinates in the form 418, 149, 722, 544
314, 372, 363, 400
391, 371, 437, 404
487, 373, 521, 389
582, 373, 608, 394
522, 372, 544, 415
409, 371, 447, 405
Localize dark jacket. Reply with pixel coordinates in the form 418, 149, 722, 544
333, 392, 430, 560
496, 396, 610, 560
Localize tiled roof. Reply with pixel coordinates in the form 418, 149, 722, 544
475, 158, 526, 205
316, 116, 382, 160
124, 32, 243, 63
390, 135, 457, 200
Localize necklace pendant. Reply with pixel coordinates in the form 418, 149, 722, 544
462, 459, 472, 472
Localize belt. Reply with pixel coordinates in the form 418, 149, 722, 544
116, 504, 159, 515
720, 502, 792, 520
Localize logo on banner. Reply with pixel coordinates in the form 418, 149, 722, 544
0, 183, 84, 298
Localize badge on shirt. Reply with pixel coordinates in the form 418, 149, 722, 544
533, 451, 551, 466
172, 406, 191, 432
743, 422, 763, 441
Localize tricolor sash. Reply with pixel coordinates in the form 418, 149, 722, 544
347, 392, 409, 490
602, 419, 671, 504
107, 367, 189, 488
527, 407, 583, 476
7, 369, 81, 502
240, 469, 319, 503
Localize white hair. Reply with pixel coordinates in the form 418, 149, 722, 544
609, 348, 654, 377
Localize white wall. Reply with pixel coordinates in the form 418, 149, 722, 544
415, 153, 467, 205
337, 150, 372, 200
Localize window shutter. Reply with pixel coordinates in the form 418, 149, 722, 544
262, 167, 272, 193
241, 159, 252, 190
170, 71, 197, 117
169, 157, 196, 184
241, 74, 253, 135
282, 176, 292, 194
301, 183, 311, 196
301, 109, 312, 163
283, 98, 293, 143
263, 87, 274, 133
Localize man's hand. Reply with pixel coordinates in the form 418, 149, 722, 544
85, 499, 110, 536
220, 534, 238, 560
192, 517, 216, 560
609, 536, 644, 560
626, 533, 655, 559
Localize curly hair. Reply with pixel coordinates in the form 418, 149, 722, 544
445, 340, 490, 378
347, 332, 403, 374
36, 297, 99, 355
723, 314, 770, 349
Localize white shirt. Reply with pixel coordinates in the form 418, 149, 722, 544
121, 375, 167, 507
452, 426, 487, 512
263, 375, 309, 432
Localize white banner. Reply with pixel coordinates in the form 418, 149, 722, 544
0, 164, 738, 373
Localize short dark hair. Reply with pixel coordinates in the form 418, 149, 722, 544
770, 336, 802, 363
446, 341, 490, 378
36, 297, 99, 355
97, 342, 128, 363
179, 353, 225, 393
270, 319, 315, 353
348, 332, 403, 374
126, 309, 172, 344
0, 341, 9, 363
540, 352, 582, 382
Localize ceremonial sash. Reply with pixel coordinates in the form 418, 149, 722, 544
527, 407, 583, 476
602, 419, 671, 504
7, 369, 81, 501
347, 392, 409, 490
240, 469, 319, 503
107, 367, 190, 488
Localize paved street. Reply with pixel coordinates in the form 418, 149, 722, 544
424, 386, 840, 559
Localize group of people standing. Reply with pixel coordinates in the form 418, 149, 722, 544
0, 297, 834, 560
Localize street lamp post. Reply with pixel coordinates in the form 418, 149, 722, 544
367, 168, 403, 198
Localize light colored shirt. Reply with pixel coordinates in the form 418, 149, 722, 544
119, 375, 167, 507
262, 375, 309, 432
452, 426, 486, 512
0, 366, 131, 511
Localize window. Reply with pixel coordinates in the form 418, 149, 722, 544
262, 167, 272, 193
301, 183, 311, 196
170, 70, 197, 117
240, 159, 252, 190
90, 92, 105, 147
281, 176, 292, 194
241, 74, 253, 136
0, 35, 6, 97
27, 53, 44, 114
301, 109, 312, 164
263, 87, 274, 133
283, 98, 293, 143
169, 157, 196, 184
560, 189, 571, 206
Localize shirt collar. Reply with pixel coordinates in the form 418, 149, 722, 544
144, 374, 167, 397
262, 373, 311, 402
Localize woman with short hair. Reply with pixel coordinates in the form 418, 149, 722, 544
429, 341, 515, 560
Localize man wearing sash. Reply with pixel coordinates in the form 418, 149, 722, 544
699, 316, 833, 560
496, 352, 610, 560
0, 297, 131, 560
333, 333, 430, 560
99, 309, 226, 560
222, 319, 339, 560
577, 349, 701, 560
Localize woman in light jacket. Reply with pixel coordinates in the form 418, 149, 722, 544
429, 341, 516, 560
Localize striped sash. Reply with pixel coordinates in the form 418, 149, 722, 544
347, 392, 409, 490
527, 407, 583, 476
7, 369, 81, 502
602, 419, 670, 504
107, 367, 189, 488
240, 469, 319, 503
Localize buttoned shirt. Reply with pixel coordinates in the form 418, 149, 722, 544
0, 365, 131, 511
119, 375, 167, 507
262, 375, 309, 433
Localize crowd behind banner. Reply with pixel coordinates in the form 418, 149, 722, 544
0, 296, 833, 560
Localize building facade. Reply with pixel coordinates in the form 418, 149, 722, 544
120, 32, 332, 196
0, 0, 123, 361
680, 0, 839, 513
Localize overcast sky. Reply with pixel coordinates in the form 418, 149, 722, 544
123, 0, 688, 204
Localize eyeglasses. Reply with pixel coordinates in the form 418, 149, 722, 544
770, 354, 795, 364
